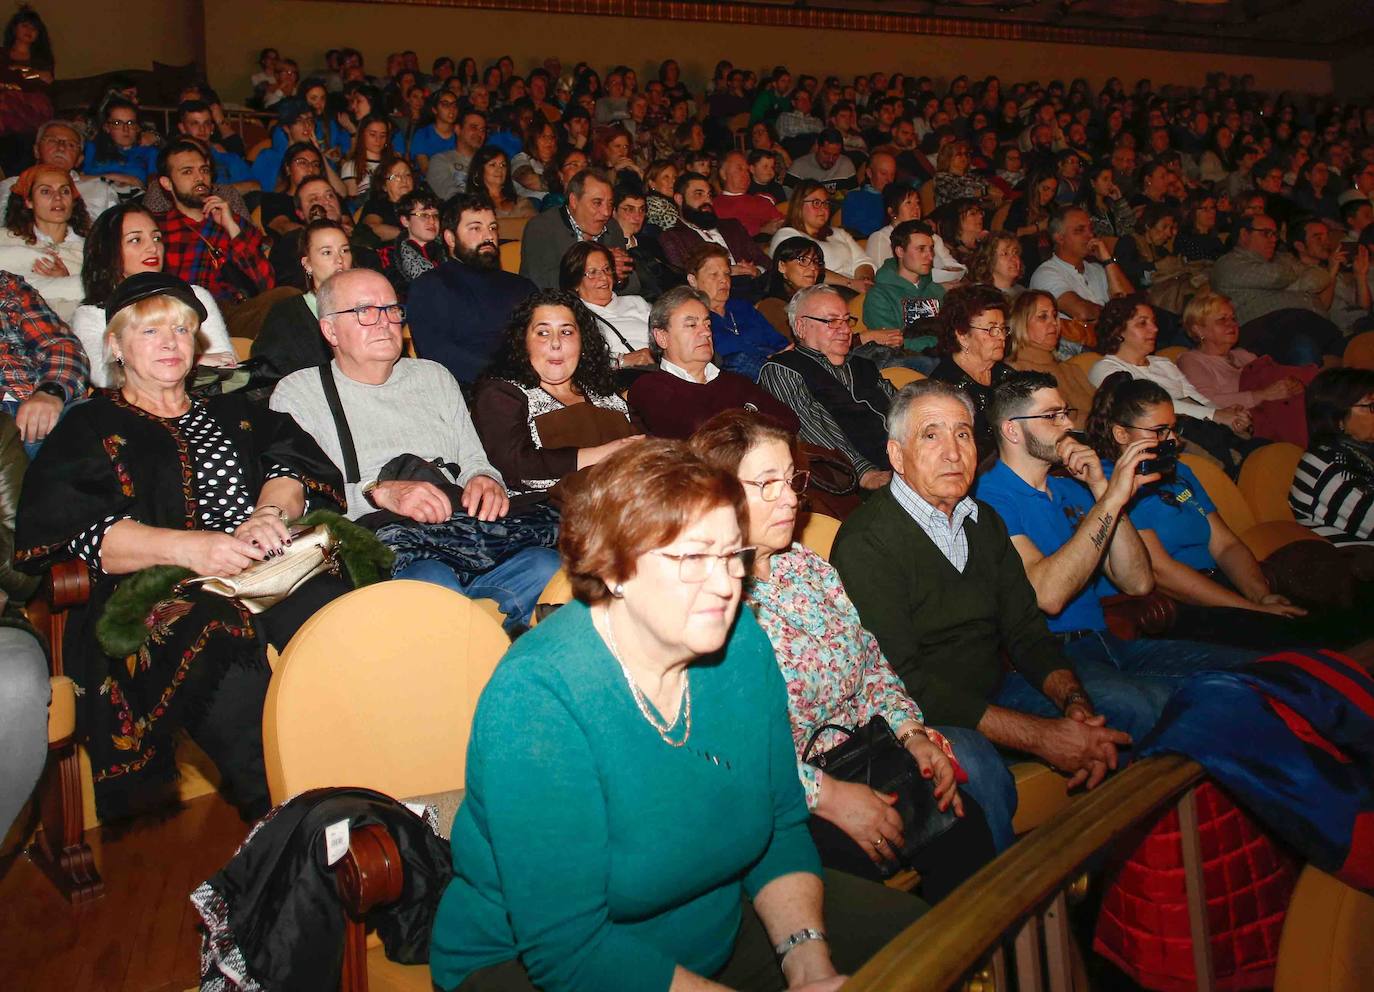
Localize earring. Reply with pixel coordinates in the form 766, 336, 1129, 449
114, 355, 124, 366
610, 582, 625, 599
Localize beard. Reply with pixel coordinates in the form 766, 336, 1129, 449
174, 182, 210, 210
456, 241, 500, 271
1025, 430, 1066, 466
681, 205, 718, 229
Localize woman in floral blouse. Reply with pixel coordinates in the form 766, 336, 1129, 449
691, 411, 998, 902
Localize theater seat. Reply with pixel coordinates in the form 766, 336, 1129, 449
1343, 330, 1374, 370
880, 366, 925, 390
1011, 761, 1071, 835
1238, 442, 1303, 524
1273, 865, 1374, 992
500, 240, 521, 274
798, 512, 842, 559
1181, 453, 1323, 562
532, 567, 573, 626
1156, 345, 1187, 363
1065, 351, 1103, 377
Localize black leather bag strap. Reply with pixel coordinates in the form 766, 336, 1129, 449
590, 310, 635, 353
316, 363, 361, 484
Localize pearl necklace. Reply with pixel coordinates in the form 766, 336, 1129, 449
600, 605, 692, 747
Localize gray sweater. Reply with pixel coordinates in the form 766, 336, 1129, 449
270, 358, 502, 519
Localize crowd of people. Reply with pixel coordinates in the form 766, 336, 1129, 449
2, 5, 1374, 988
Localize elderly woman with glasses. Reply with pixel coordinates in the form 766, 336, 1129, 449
690, 411, 999, 901
929, 284, 1016, 455
429, 439, 923, 992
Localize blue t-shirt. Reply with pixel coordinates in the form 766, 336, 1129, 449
976, 460, 1109, 633
211, 147, 253, 185
1107, 460, 1217, 571
839, 185, 885, 238
82, 141, 157, 183
395, 124, 456, 161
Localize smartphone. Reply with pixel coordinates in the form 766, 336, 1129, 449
1138, 438, 1179, 476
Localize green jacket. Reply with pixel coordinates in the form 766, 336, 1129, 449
830, 486, 1066, 728
861, 259, 945, 351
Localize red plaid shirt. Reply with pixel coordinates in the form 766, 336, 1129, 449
157, 207, 274, 304
0, 272, 88, 401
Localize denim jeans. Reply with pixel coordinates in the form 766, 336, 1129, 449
992, 665, 1161, 756
1064, 632, 1257, 729
395, 547, 560, 631
1, 397, 52, 460
0, 626, 50, 837
933, 724, 1017, 853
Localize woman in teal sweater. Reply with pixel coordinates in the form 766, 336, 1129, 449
430, 440, 921, 992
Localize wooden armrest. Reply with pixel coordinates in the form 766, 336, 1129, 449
1101, 591, 1178, 640
47, 560, 91, 611
337, 823, 405, 917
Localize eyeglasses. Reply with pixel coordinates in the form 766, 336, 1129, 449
324, 303, 407, 325
784, 255, 821, 268
801, 314, 858, 331
1009, 407, 1077, 425
406, 210, 440, 221
651, 547, 756, 583
801, 198, 830, 208
1118, 422, 1179, 440
740, 470, 810, 502
290, 156, 320, 168
385, 172, 413, 183
1250, 227, 1279, 238
968, 323, 1009, 337
108, 119, 139, 129
1350, 402, 1374, 413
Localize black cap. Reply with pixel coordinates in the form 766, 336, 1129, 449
276, 97, 311, 125
104, 271, 208, 323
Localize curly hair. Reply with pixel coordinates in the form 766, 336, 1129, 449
1084, 370, 1172, 460
4, 168, 91, 243
967, 232, 1020, 285
487, 287, 618, 398
938, 283, 1008, 356
1095, 293, 1153, 356
81, 201, 155, 305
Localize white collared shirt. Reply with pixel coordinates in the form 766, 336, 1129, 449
889, 472, 979, 572
660, 358, 720, 384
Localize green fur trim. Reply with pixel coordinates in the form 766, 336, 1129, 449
298, 510, 394, 587
94, 514, 392, 658
97, 564, 193, 658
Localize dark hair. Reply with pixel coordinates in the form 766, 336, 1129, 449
94, 96, 140, 164
465, 144, 517, 205
396, 188, 438, 218
81, 201, 157, 305
277, 140, 323, 193
1096, 293, 1154, 355
440, 191, 496, 233
175, 99, 212, 125
882, 181, 919, 220
156, 137, 208, 181
689, 408, 798, 478
987, 370, 1058, 432
488, 288, 618, 399
559, 439, 747, 604
890, 219, 934, 253
567, 165, 613, 201
558, 240, 615, 293
1139, 200, 1178, 232
1085, 371, 1173, 459
4, 166, 91, 243
766, 236, 823, 300
784, 179, 832, 238
673, 170, 710, 198
1306, 368, 1374, 447
4, 6, 53, 69
683, 241, 730, 278
938, 283, 1007, 356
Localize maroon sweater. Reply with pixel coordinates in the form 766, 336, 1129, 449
627, 370, 801, 439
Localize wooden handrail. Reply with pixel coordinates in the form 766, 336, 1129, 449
843, 754, 1206, 992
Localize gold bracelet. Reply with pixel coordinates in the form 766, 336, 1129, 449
254, 504, 286, 518
896, 725, 923, 747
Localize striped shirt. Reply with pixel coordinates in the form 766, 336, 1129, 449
889, 472, 979, 571
1289, 445, 1374, 546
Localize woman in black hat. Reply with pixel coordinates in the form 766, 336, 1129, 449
15, 271, 351, 823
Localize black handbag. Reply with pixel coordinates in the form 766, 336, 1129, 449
802, 716, 958, 872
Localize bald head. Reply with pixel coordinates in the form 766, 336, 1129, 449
317, 268, 404, 372
868, 151, 896, 191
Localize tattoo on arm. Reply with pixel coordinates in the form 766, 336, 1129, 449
1089, 512, 1113, 550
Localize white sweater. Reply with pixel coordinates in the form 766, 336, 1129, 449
71, 285, 234, 388
0, 229, 84, 323
1088, 354, 1216, 421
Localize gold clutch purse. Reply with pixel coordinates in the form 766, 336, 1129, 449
179, 524, 340, 614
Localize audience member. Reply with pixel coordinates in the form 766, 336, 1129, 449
340, 113, 395, 201
691, 410, 1004, 880
660, 172, 769, 282
407, 193, 537, 387
1290, 367, 1374, 551
0, 164, 88, 320
359, 157, 415, 242
786, 128, 858, 194
840, 151, 897, 239
758, 284, 894, 487
928, 283, 1016, 453
251, 218, 351, 380
757, 235, 823, 338
520, 167, 640, 293
1004, 290, 1093, 428
267, 175, 380, 291
472, 288, 643, 503
683, 243, 786, 381
270, 268, 559, 629
561, 241, 654, 371
396, 89, 459, 172
17, 272, 348, 821
387, 189, 446, 292
1028, 206, 1133, 324
83, 96, 156, 185
425, 107, 488, 200
713, 150, 783, 238
429, 439, 921, 991
0, 120, 119, 223
861, 219, 945, 369
174, 99, 257, 195
466, 144, 536, 219
511, 119, 558, 201
0, 270, 87, 454
1175, 289, 1315, 445
968, 232, 1026, 302
628, 286, 798, 438
74, 202, 235, 386
770, 180, 876, 293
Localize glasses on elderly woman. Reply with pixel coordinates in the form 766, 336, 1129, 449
740, 470, 810, 502
968, 322, 1009, 337
651, 547, 757, 583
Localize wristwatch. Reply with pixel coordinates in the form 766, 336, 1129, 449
1062, 690, 1092, 715
33, 382, 65, 401
361, 480, 381, 507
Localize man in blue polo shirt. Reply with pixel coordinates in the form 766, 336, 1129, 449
977, 371, 1255, 720
395, 91, 460, 172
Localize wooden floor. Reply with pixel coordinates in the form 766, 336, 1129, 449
0, 792, 249, 992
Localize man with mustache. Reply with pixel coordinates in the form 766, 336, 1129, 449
155, 139, 273, 305
659, 173, 769, 289
407, 192, 537, 387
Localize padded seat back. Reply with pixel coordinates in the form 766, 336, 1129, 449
1180, 453, 1256, 536
1156, 345, 1187, 363
263, 581, 510, 804
880, 366, 925, 390
798, 512, 842, 560
500, 240, 521, 274
1238, 442, 1304, 524
1065, 351, 1103, 377
1344, 331, 1374, 370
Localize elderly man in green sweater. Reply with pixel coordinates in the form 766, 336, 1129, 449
859, 219, 944, 373
831, 380, 1162, 848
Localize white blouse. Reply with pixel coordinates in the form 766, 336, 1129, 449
0, 229, 85, 323
70, 284, 235, 388
769, 225, 875, 279
582, 294, 652, 354
1088, 354, 1217, 421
